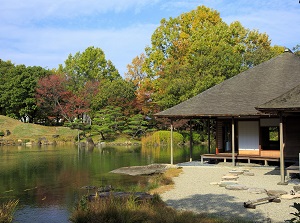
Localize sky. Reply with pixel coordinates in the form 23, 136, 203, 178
1, 0, 299, 76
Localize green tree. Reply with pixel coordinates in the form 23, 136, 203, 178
92, 106, 126, 140
0, 62, 50, 122
60, 46, 120, 93
123, 114, 148, 138
91, 79, 136, 115
144, 6, 285, 110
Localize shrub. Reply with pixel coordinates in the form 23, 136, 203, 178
141, 131, 184, 147
0, 131, 4, 137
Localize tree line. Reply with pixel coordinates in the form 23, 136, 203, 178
1, 6, 297, 139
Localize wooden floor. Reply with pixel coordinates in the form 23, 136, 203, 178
201, 153, 280, 166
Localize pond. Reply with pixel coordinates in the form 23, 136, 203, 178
0, 144, 209, 223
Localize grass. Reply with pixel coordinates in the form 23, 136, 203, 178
70, 168, 252, 223
0, 115, 78, 142
70, 194, 233, 223
148, 167, 183, 194
0, 200, 19, 223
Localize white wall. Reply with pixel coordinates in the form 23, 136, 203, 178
238, 121, 259, 150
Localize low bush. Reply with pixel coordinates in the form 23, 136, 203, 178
141, 131, 184, 147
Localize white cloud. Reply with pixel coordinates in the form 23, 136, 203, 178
222, 9, 300, 49
0, 0, 299, 76
0, 23, 157, 74
0, 0, 160, 24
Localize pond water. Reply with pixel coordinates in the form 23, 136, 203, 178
0, 144, 209, 223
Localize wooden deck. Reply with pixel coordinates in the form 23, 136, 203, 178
201, 153, 280, 166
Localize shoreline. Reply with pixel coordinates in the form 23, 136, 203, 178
160, 162, 299, 223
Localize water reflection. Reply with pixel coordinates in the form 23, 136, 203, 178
0, 144, 208, 222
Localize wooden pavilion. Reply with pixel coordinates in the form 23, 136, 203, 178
155, 50, 300, 184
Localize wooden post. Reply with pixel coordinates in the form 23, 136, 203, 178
232, 118, 235, 166
278, 113, 287, 185
207, 119, 211, 154
170, 120, 174, 165
189, 119, 193, 162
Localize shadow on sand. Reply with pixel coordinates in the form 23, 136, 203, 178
164, 193, 269, 222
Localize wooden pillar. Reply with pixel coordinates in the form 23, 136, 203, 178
189, 119, 193, 162
207, 119, 211, 154
278, 114, 287, 185
170, 120, 174, 165
232, 117, 235, 166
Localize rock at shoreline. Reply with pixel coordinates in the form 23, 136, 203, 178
110, 164, 171, 176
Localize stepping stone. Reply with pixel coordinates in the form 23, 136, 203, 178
222, 175, 239, 181
229, 170, 244, 175
219, 181, 239, 187
267, 190, 288, 197
225, 184, 248, 190
243, 172, 255, 176
226, 173, 238, 176
248, 187, 267, 194
281, 194, 300, 199
294, 185, 300, 192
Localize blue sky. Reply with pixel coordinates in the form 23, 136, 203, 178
1, 0, 299, 75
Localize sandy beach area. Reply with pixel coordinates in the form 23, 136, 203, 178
160, 162, 300, 223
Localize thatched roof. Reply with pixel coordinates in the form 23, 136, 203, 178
256, 84, 300, 112
155, 52, 300, 118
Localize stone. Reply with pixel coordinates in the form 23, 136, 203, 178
248, 187, 267, 194
281, 194, 300, 199
226, 173, 238, 176
243, 172, 255, 176
229, 170, 244, 175
110, 164, 168, 176
219, 181, 239, 187
222, 175, 239, 181
225, 184, 248, 190
294, 185, 300, 192
267, 190, 288, 197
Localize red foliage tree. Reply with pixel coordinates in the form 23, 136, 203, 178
36, 74, 90, 124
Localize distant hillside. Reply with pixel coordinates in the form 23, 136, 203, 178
0, 115, 78, 143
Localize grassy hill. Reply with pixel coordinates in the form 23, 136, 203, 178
0, 115, 78, 143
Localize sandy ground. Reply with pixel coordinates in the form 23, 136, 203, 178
160, 162, 300, 223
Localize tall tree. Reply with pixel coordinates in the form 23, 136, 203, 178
125, 54, 158, 116
144, 6, 285, 110
61, 46, 120, 93
0, 62, 50, 121
91, 79, 136, 116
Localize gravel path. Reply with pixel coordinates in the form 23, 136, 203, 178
161, 162, 300, 223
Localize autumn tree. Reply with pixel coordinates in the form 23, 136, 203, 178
125, 54, 158, 116
36, 74, 90, 125
144, 5, 285, 110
